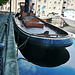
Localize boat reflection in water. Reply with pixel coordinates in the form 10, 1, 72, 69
19, 44, 70, 67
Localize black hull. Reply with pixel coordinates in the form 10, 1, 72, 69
14, 28, 70, 67
13, 17, 72, 67
14, 17, 73, 48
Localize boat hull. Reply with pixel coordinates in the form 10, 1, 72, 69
14, 19, 73, 48
62, 17, 75, 27
13, 17, 73, 67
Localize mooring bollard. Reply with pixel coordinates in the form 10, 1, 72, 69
0, 43, 4, 75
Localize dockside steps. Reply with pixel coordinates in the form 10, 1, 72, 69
4, 15, 19, 75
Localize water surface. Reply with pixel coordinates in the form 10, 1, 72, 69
18, 39, 75, 75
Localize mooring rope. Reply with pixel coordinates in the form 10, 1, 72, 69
17, 57, 28, 61
17, 35, 30, 61
18, 36, 30, 49
17, 28, 31, 50
17, 30, 32, 61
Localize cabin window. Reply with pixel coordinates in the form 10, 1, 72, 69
38, 9, 40, 11
50, 2, 51, 3
67, 3, 70, 6
44, 0, 46, 3
49, 7, 51, 9
54, 1, 57, 4
71, 4, 73, 6
53, 7, 56, 9
8, 1, 10, 4
18, 3, 20, 5
38, 5, 40, 8
59, 8, 60, 10
58, 2, 60, 5
44, 6, 46, 9
38, 0, 41, 2
42, 11, 45, 16
37, 11, 40, 17
72, 16, 74, 18
8, 7, 10, 10
5, 7, 7, 10
1, 7, 4, 10
37, 6, 40, 12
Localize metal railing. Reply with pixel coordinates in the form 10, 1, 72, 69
0, 14, 10, 75
4, 15, 10, 69
0, 13, 9, 75
0, 43, 4, 75
0, 22, 6, 43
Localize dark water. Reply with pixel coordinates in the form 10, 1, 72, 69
18, 39, 75, 75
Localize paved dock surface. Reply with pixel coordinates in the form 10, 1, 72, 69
0, 14, 19, 75
4, 16, 19, 75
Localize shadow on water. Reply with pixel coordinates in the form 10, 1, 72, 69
19, 44, 70, 67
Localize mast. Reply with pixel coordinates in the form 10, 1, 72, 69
25, 0, 30, 13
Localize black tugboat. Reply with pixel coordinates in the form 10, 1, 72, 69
13, 0, 73, 67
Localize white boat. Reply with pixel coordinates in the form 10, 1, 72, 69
61, 9, 75, 27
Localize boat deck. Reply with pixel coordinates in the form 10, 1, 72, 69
15, 17, 57, 34
14, 16, 68, 38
